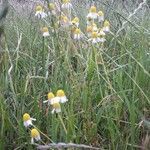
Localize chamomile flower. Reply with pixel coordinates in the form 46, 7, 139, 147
51, 102, 61, 114
44, 92, 61, 105
103, 20, 110, 32
23, 113, 36, 128
87, 6, 98, 20
35, 5, 47, 19
42, 27, 50, 37
62, 0, 72, 10
56, 89, 68, 103
48, 3, 56, 15
71, 17, 79, 27
98, 11, 104, 22
73, 28, 82, 40
60, 15, 70, 27
88, 31, 101, 44
50, 97, 61, 105
31, 128, 41, 144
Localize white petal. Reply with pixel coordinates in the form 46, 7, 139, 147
41, 12, 47, 18
43, 100, 48, 103
56, 108, 61, 113
31, 118, 36, 121
62, 4, 65, 9
96, 38, 101, 43
87, 13, 97, 19
35, 135, 41, 141
103, 27, 110, 32
51, 108, 55, 114
50, 97, 60, 105
62, 3, 72, 9
92, 38, 97, 44
31, 138, 34, 144
24, 120, 33, 128
60, 96, 68, 103
35, 12, 41, 19
74, 34, 77, 39
43, 32, 50, 37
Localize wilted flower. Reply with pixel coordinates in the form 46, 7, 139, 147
35, 5, 47, 19
98, 11, 104, 22
42, 27, 50, 37
73, 28, 82, 40
87, 6, 98, 20
56, 89, 68, 103
51, 102, 61, 114
31, 128, 41, 144
71, 17, 79, 27
62, 0, 72, 10
23, 113, 36, 128
103, 20, 110, 32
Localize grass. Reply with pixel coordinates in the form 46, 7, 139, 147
0, 0, 150, 149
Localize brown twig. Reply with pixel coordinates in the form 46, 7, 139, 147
36, 143, 101, 150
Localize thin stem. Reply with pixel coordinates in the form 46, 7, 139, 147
58, 114, 67, 135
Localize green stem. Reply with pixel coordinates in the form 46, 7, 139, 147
58, 114, 67, 135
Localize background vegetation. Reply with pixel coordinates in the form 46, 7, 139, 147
0, 0, 150, 149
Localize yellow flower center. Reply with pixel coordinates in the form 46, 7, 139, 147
48, 92, 55, 99
42, 27, 49, 33
74, 28, 81, 34
91, 32, 98, 38
53, 103, 61, 109
56, 90, 65, 97
23, 113, 30, 121
36, 5, 43, 12
104, 20, 110, 27
98, 11, 104, 16
90, 6, 97, 13
48, 3, 55, 10
72, 17, 79, 24
31, 129, 40, 138
63, 0, 70, 4
86, 26, 93, 32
